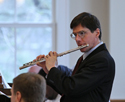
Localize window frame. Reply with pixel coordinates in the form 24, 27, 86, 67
0, 0, 56, 78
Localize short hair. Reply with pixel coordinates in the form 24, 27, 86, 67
13, 73, 46, 102
70, 12, 102, 40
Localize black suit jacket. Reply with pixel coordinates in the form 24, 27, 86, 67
39, 44, 115, 102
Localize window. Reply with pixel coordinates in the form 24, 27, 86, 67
0, 0, 55, 82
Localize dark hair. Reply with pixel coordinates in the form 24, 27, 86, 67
13, 73, 46, 102
70, 12, 102, 40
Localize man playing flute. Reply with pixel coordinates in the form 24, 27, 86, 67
35, 12, 115, 102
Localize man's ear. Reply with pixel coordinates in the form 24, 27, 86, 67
95, 28, 100, 37
16, 91, 22, 102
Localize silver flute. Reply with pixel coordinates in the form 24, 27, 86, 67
19, 44, 89, 70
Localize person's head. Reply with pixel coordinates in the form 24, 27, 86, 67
70, 12, 102, 52
11, 73, 46, 102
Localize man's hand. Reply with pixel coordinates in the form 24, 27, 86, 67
45, 51, 58, 71
34, 55, 49, 74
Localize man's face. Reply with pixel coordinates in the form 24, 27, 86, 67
11, 86, 16, 102
72, 24, 100, 52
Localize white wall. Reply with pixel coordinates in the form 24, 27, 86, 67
56, 0, 125, 99
110, 0, 125, 99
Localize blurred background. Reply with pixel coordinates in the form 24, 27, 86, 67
0, 0, 124, 100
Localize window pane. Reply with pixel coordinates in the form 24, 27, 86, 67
0, 28, 15, 82
17, 0, 52, 23
0, 27, 52, 82
17, 27, 52, 75
0, 0, 15, 22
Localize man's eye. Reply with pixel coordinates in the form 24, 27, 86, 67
79, 31, 85, 35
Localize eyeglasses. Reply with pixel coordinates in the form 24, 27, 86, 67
70, 30, 86, 39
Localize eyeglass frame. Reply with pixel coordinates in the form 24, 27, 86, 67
70, 30, 87, 40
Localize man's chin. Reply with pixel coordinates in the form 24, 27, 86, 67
80, 49, 86, 52
80, 47, 89, 52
